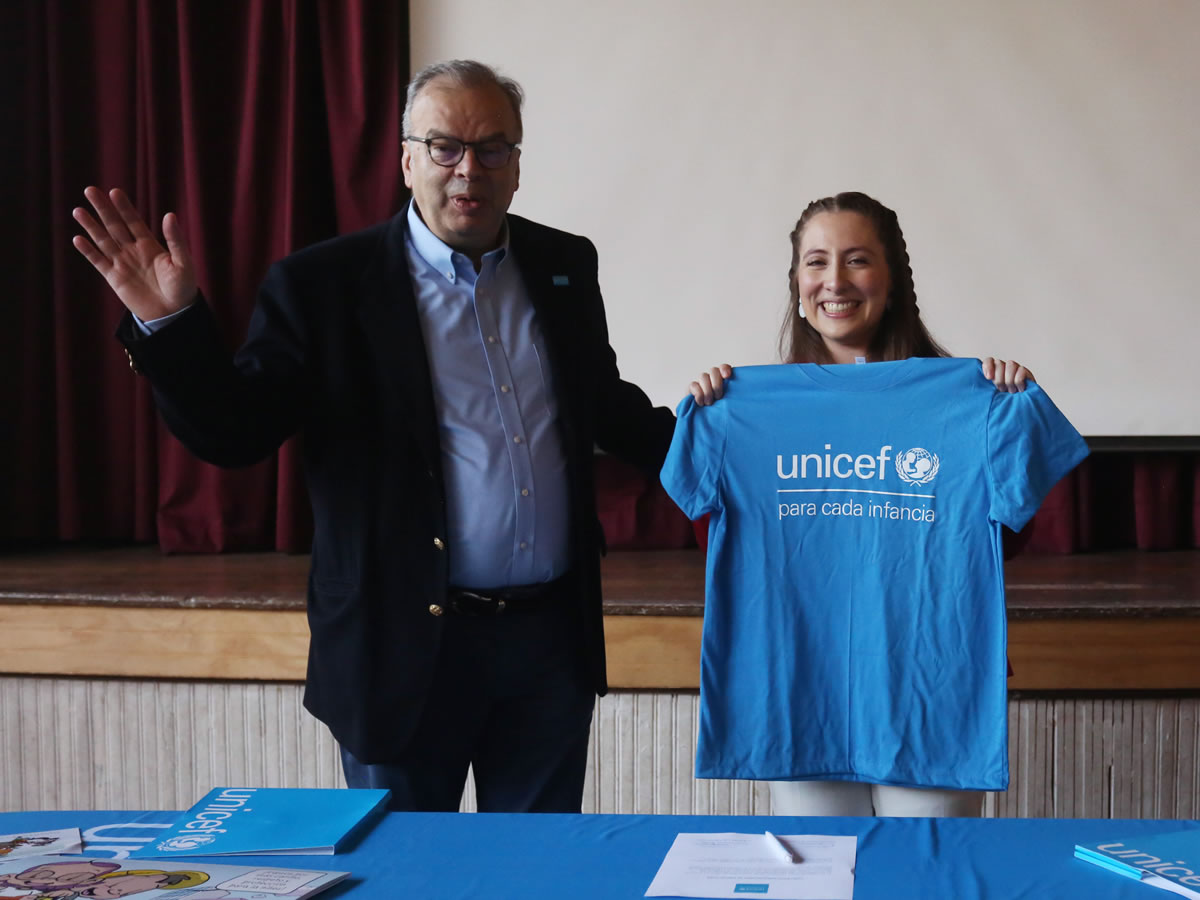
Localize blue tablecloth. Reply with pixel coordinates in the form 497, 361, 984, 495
2, 809, 1196, 898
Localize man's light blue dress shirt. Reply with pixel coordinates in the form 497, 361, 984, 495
405, 201, 569, 589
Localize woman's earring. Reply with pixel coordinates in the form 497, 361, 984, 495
798, 300, 807, 320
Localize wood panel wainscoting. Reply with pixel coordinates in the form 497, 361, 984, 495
1, 547, 1198, 815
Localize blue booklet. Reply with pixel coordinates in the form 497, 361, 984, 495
145, 787, 390, 856
1075, 828, 1200, 898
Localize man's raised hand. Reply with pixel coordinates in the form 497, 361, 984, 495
72, 187, 197, 322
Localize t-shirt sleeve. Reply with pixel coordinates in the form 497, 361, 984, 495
659, 394, 726, 520
986, 381, 1090, 531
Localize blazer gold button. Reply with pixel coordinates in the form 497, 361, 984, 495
428, 604, 443, 616
433, 537, 445, 550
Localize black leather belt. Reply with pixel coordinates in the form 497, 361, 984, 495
446, 575, 568, 615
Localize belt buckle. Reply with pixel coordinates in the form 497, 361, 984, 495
455, 590, 506, 614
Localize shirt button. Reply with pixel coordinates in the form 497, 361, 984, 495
519, 541, 528, 550
521, 488, 529, 497
487, 335, 497, 344
445, 272, 454, 282
513, 435, 523, 444
429, 604, 444, 616
433, 537, 445, 550
500, 385, 510, 393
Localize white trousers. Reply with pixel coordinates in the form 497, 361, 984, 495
769, 780, 983, 817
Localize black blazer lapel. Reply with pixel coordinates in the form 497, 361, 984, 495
356, 212, 442, 475
509, 217, 581, 440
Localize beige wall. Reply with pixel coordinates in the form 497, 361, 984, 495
410, 0, 1200, 436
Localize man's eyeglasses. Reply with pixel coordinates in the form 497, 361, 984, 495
405, 136, 520, 169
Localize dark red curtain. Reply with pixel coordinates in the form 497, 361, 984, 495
1027, 454, 1200, 552
3, 0, 407, 552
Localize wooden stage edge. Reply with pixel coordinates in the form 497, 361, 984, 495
2, 603, 1199, 691
1, 547, 1198, 691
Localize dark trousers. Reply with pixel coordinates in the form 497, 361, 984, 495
340, 592, 595, 813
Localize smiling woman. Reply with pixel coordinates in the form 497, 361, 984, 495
781, 192, 948, 367
794, 211, 891, 361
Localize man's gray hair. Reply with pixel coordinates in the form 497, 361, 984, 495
402, 60, 525, 141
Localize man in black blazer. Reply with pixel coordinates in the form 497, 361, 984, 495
72, 60, 675, 812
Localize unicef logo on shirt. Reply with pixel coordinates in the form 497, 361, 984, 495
157, 834, 217, 852
896, 447, 940, 485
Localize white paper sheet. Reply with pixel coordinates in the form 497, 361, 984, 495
645, 832, 856, 899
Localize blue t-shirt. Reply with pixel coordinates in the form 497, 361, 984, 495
660, 358, 1089, 790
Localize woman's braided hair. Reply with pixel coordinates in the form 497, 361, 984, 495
779, 191, 948, 364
